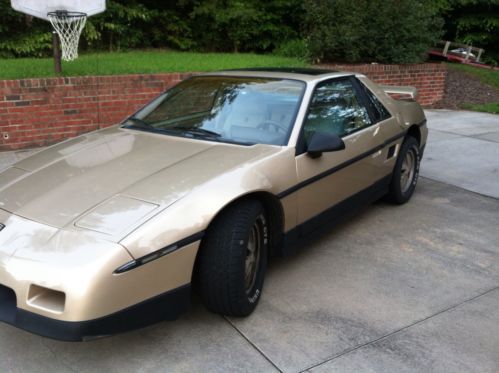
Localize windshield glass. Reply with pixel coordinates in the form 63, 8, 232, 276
122, 76, 305, 146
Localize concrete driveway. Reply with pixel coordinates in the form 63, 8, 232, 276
0, 110, 498, 373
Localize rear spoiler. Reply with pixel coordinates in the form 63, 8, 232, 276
380, 85, 418, 100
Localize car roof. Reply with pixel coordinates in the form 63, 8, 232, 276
200, 67, 356, 82
228, 67, 337, 75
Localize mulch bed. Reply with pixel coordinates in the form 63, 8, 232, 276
430, 67, 499, 109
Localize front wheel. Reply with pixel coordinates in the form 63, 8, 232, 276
386, 136, 420, 204
196, 200, 268, 317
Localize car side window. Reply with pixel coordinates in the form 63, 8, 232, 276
303, 79, 372, 145
358, 81, 391, 122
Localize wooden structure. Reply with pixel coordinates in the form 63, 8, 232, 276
428, 40, 497, 70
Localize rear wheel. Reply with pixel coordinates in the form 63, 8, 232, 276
386, 136, 420, 204
196, 200, 268, 316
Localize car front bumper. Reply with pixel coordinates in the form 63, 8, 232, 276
0, 282, 190, 341
0, 211, 200, 341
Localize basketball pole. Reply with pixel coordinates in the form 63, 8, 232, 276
52, 31, 62, 74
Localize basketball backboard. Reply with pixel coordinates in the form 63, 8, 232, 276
11, 0, 106, 20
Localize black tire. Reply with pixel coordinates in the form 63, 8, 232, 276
196, 200, 268, 316
386, 136, 420, 204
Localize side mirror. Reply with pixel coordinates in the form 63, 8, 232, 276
307, 131, 345, 159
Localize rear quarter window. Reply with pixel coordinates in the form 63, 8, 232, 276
358, 81, 391, 123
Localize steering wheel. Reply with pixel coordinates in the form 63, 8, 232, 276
257, 120, 288, 134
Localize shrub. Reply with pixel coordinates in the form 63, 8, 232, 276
304, 0, 444, 64
274, 39, 309, 60
190, 0, 303, 53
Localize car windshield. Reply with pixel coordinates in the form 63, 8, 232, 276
122, 76, 305, 146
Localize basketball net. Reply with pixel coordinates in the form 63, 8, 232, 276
48, 11, 87, 61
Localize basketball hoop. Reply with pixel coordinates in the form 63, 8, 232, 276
48, 11, 87, 61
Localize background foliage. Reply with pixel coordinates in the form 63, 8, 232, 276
304, 0, 444, 63
0, 2, 52, 58
441, 0, 499, 63
0, 0, 497, 63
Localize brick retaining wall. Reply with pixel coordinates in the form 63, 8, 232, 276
0, 73, 190, 150
321, 63, 446, 106
0, 63, 445, 150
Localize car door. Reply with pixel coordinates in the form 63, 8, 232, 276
293, 76, 386, 235
354, 76, 402, 178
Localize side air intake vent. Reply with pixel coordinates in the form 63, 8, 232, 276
387, 144, 397, 159
27, 285, 66, 314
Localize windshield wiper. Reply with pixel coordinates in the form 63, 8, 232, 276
123, 116, 154, 129
171, 126, 222, 139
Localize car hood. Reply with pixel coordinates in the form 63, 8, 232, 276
0, 127, 280, 230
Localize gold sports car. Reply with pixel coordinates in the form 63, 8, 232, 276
0, 68, 427, 341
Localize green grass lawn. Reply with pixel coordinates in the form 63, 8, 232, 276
447, 63, 499, 90
447, 63, 499, 114
462, 102, 499, 114
0, 51, 308, 80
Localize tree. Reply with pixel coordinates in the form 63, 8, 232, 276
304, 0, 444, 63
441, 0, 499, 62
0, 0, 52, 58
83, 1, 154, 51
190, 0, 302, 52
2, 0, 495, 65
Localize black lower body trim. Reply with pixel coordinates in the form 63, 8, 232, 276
0, 283, 191, 342
281, 175, 391, 256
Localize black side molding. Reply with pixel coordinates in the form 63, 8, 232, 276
278, 131, 406, 199
115, 231, 205, 274
279, 119, 426, 200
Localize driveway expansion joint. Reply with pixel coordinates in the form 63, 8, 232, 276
299, 284, 499, 373
420, 176, 499, 202
430, 128, 499, 144
223, 315, 283, 372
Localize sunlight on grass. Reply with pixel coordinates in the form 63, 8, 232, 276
0, 51, 309, 79
462, 102, 499, 114
447, 63, 499, 114
447, 63, 499, 90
